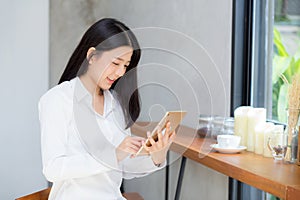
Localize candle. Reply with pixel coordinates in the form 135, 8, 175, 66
254, 123, 267, 154
254, 122, 274, 155
247, 108, 266, 152
234, 106, 252, 147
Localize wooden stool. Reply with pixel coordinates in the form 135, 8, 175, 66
16, 187, 143, 200
122, 192, 144, 200
15, 188, 51, 200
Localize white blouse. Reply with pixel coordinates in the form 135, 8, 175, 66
38, 77, 163, 200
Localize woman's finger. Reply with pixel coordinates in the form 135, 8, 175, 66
163, 122, 171, 137
157, 128, 163, 140
127, 139, 142, 147
142, 141, 150, 152
131, 136, 146, 142
120, 145, 136, 155
128, 143, 141, 151
168, 131, 176, 144
157, 130, 165, 148
162, 130, 169, 145
148, 136, 156, 148
127, 146, 139, 154
165, 122, 171, 135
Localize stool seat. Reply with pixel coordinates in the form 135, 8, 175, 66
16, 187, 143, 200
122, 192, 144, 200
16, 188, 51, 200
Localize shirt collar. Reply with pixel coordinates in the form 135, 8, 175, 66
73, 77, 116, 117
103, 89, 116, 116
74, 76, 90, 102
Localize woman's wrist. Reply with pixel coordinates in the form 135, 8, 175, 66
151, 151, 167, 166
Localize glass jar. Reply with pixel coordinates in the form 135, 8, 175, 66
222, 117, 234, 135
211, 116, 225, 140
198, 114, 213, 138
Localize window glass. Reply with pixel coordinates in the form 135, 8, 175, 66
272, 0, 300, 123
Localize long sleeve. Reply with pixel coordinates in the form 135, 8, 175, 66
38, 92, 111, 182
121, 155, 166, 179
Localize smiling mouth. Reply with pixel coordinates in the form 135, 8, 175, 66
107, 77, 115, 84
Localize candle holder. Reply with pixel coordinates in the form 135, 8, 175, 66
267, 125, 285, 161
268, 139, 285, 161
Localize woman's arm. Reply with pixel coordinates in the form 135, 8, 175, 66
119, 123, 175, 179
143, 122, 176, 165
39, 92, 111, 182
121, 155, 166, 179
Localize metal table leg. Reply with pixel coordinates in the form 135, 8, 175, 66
174, 156, 187, 200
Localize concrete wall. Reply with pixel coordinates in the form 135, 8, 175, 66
0, 0, 49, 199
50, 0, 232, 199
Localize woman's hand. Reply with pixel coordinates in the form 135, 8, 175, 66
116, 136, 145, 162
143, 122, 176, 166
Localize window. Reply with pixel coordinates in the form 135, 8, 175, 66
251, 0, 300, 123
231, 0, 300, 200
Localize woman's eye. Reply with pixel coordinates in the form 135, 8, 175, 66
112, 62, 128, 68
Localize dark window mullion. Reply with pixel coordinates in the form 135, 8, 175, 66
230, 0, 253, 116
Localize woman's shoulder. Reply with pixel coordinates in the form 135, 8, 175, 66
39, 79, 75, 106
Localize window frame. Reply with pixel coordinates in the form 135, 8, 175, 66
230, 0, 275, 199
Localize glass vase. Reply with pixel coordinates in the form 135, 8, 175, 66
284, 108, 299, 163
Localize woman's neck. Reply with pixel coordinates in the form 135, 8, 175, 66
79, 75, 103, 96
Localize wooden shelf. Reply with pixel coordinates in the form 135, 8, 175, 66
132, 122, 300, 200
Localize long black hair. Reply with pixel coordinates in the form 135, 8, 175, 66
59, 18, 141, 129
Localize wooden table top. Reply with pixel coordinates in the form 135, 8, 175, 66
131, 122, 300, 200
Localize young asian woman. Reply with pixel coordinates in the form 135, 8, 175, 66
38, 18, 175, 200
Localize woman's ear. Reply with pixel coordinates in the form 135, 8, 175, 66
86, 47, 97, 64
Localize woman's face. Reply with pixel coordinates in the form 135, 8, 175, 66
87, 46, 133, 91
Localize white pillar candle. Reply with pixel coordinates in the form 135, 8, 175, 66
263, 122, 275, 157
247, 108, 266, 152
234, 106, 253, 147
254, 123, 267, 154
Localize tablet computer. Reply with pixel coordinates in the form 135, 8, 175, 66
134, 111, 187, 156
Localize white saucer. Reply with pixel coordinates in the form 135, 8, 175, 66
210, 144, 247, 154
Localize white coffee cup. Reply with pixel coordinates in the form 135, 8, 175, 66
217, 135, 241, 148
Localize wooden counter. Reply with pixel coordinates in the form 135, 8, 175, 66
132, 122, 300, 200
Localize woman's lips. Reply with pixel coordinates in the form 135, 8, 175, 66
107, 77, 115, 84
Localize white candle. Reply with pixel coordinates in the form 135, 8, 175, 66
234, 106, 252, 147
263, 122, 275, 157
247, 108, 266, 152
254, 123, 266, 154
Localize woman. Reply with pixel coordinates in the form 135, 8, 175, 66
38, 18, 175, 200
